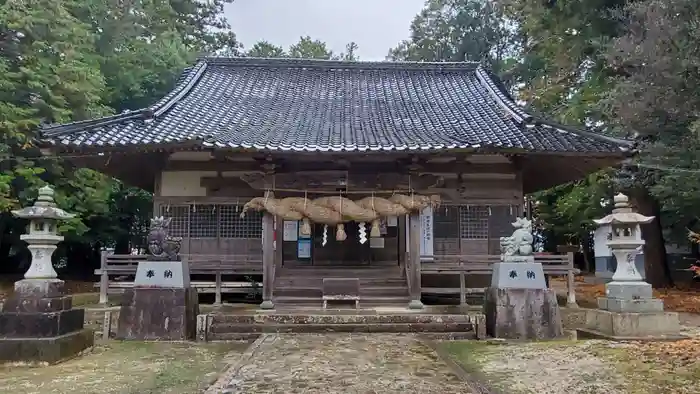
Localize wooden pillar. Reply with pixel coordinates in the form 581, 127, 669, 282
566, 252, 578, 307
260, 211, 275, 310
408, 212, 424, 309
274, 216, 283, 270
99, 251, 109, 305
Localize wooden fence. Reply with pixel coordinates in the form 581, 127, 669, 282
96, 252, 263, 304
420, 253, 578, 306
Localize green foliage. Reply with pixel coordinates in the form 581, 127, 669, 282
388, 0, 518, 73
605, 0, 700, 245
532, 172, 614, 250
245, 37, 360, 60
0, 0, 238, 268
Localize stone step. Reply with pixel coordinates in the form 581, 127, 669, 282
209, 313, 478, 325
271, 295, 411, 307
208, 332, 471, 341
418, 332, 479, 340
208, 322, 475, 335
209, 332, 260, 341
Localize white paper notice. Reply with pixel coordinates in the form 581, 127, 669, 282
370, 237, 385, 249
283, 221, 298, 241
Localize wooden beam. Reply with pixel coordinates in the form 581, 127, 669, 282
234, 172, 445, 191
164, 160, 517, 175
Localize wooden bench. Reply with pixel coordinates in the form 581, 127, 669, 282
419, 253, 579, 306
96, 252, 263, 305
322, 278, 360, 309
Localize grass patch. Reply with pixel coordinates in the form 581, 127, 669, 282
592, 341, 700, 394
0, 341, 249, 394
72, 293, 100, 306
441, 340, 628, 394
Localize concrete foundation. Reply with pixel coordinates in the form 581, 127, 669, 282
579, 308, 684, 340
483, 287, 564, 340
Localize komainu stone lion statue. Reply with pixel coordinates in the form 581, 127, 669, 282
146, 216, 182, 261
500, 217, 534, 261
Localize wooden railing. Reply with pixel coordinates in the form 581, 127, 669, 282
96, 252, 263, 305
419, 253, 578, 306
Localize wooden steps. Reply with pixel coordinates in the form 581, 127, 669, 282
273, 264, 409, 308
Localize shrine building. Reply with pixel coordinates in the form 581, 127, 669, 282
39, 57, 630, 309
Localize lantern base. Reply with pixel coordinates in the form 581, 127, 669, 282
579, 309, 683, 340
600, 281, 662, 313
606, 280, 652, 298
0, 279, 93, 364
598, 296, 664, 313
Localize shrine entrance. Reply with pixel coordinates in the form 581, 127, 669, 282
311, 221, 371, 266
281, 219, 402, 267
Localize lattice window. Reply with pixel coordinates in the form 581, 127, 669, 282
219, 204, 263, 238
459, 206, 489, 239
158, 205, 189, 237
189, 204, 217, 237
433, 205, 460, 238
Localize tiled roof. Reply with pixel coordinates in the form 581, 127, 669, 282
41, 57, 630, 154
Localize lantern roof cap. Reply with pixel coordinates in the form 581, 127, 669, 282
11, 185, 75, 220
593, 193, 654, 226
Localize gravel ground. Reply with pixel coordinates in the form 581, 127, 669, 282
211, 333, 476, 394
444, 340, 627, 394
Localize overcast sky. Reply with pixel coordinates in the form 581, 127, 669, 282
225, 0, 426, 61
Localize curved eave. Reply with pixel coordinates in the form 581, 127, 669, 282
475, 66, 633, 153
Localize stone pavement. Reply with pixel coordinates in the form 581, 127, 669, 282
207, 333, 476, 394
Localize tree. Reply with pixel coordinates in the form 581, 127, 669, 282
0, 0, 239, 272
288, 36, 335, 59
245, 37, 360, 61
247, 41, 286, 58
338, 42, 359, 61
388, 0, 518, 73
605, 0, 700, 286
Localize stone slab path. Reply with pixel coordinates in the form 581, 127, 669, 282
207, 333, 476, 394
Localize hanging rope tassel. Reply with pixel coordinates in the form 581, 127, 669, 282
336, 223, 347, 241
358, 222, 367, 244
300, 190, 312, 236
370, 219, 381, 238
300, 218, 312, 236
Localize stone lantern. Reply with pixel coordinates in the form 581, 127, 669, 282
592, 193, 659, 312
0, 185, 93, 365
581, 193, 682, 339
11, 185, 74, 279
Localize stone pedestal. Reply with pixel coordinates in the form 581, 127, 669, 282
598, 281, 663, 313
116, 261, 198, 341
483, 262, 564, 340
117, 288, 199, 340
0, 279, 94, 364
580, 309, 682, 340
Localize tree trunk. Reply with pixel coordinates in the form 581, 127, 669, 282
631, 189, 673, 288
580, 232, 594, 273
